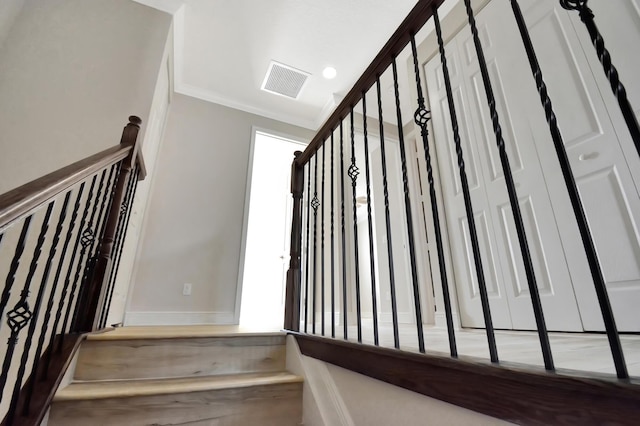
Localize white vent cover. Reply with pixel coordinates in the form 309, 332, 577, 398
261, 61, 310, 99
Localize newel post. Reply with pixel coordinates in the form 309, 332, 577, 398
284, 151, 305, 331
74, 116, 142, 332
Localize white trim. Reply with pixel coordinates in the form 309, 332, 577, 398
286, 336, 355, 426
172, 4, 185, 97
175, 82, 318, 130
124, 311, 235, 326
234, 128, 309, 324
434, 311, 462, 330
379, 312, 414, 324
315, 93, 345, 129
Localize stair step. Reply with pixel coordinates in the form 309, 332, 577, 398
49, 373, 303, 426
88, 325, 284, 341
74, 327, 287, 381
55, 372, 302, 400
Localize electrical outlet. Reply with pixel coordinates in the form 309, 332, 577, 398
183, 283, 192, 296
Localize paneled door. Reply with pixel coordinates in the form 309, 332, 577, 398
425, 0, 640, 331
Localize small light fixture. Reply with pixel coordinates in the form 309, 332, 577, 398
322, 66, 337, 79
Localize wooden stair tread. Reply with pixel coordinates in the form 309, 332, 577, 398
54, 372, 302, 401
87, 325, 285, 341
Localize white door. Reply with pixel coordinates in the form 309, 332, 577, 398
522, 0, 640, 332
425, 0, 640, 331
240, 131, 305, 327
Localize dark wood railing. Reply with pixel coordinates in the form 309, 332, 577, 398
0, 116, 145, 425
284, 0, 640, 423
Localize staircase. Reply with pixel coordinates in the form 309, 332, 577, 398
47, 326, 303, 425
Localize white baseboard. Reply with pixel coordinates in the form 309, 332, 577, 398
379, 311, 414, 324
434, 311, 462, 330
124, 311, 236, 326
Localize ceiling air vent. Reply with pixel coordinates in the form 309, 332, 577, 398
261, 61, 310, 99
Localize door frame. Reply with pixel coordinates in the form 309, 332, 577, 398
234, 127, 308, 324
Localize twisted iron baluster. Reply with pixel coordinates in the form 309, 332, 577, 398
511, 0, 625, 377
45, 182, 86, 370
58, 173, 99, 348
100, 167, 139, 328
376, 76, 400, 349
26, 186, 80, 409
0, 202, 54, 397
362, 91, 380, 346
311, 155, 319, 334
392, 57, 425, 353
339, 121, 349, 340
349, 108, 363, 343
321, 141, 326, 336
98, 170, 132, 328
0, 217, 32, 329
8, 194, 71, 422
560, 0, 640, 157
72, 164, 117, 329
465, 0, 554, 363
410, 31, 459, 358
304, 163, 311, 334
330, 131, 336, 338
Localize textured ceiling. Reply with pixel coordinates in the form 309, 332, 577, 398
133, 0, 424, 129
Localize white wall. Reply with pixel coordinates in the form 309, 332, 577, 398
125, 94, 315, 325
105, 28, 174, 327
0, 0, 172, 194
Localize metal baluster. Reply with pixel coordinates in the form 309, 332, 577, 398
45, 181, 86, 369
57, 173, 99, 349
311, 155, 319, 334
511, 0, 626, 377
8, 194, 71, 422
72, 164, 118, 330
349, 108, 363, 343
0, 217, 32, 327
99, 166, 137, 328
0, 202, 54, 397
464, 0, 553, 364
339, 121, 349, 340
432, 12, 490, 358
560, 0, 640, 156
26, 185, 81, 409
321, 141, 326, 336
376, 76, 400, 349
330, 131, 336, 338
362, 92, 380, 346
392, 57, 425, 353
304, 163, 311, 334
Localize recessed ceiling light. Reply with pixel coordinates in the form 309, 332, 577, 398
322, 66, 337, 79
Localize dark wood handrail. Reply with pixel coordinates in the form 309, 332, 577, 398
297, 0, 444, 165
0, 144, 132, 232
0, 118, 146, 233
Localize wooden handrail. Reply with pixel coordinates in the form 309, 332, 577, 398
297, 0, 444, 165
0, 118, 146, 233
0, 144, 132, 233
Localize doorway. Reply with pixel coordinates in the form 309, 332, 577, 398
239, 130, 307, 328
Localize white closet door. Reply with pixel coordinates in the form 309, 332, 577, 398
426, 38, 513, 330
523, 0, 640, 332
426, 0, 591, 331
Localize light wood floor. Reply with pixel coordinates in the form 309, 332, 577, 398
301, 321, 640, 378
